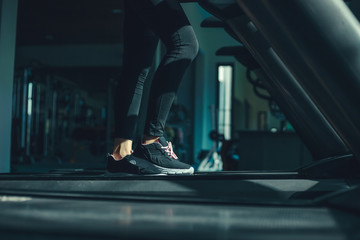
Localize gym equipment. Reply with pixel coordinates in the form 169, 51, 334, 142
197, 105, 223, 171
216, 46, 285, 121
10, 67, 115, 166
237, 0, 360, 162
198, 0, 349, 163
0, 170, 359, 239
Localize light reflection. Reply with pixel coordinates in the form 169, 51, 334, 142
118, 205, 132, 226
0, 195, 32, 202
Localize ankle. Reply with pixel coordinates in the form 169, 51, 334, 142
112, 138, 133, 160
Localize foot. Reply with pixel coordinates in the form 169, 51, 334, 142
132, 137, 194, 175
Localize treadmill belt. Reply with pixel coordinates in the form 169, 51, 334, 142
0, 194, 359, 240
0, 171, 351, 206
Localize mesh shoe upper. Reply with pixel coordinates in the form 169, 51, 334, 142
133, 140, 192, 170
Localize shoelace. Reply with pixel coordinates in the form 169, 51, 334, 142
161, 141, 178, 160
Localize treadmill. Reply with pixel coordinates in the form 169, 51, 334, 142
1, 0, 360, 239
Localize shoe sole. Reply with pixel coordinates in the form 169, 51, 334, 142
129, 157, 194, 175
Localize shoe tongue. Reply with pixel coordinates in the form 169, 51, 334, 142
158, 137, 168, 147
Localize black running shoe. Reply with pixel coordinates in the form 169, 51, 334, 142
106, 154, 141, 174
132, 138, 194, 175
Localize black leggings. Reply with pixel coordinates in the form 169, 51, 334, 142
114, 0, 199, 140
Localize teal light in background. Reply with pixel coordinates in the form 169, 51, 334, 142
0, 0, 18, 173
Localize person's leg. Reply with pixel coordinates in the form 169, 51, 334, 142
126, 0, 198, 174
110, 0, 198, 175
112, 0, 159, 160
137, 0, 199, 143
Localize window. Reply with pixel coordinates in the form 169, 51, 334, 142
217, 64, 233, 141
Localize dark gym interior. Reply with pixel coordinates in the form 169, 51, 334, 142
0, 0, 360, 239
